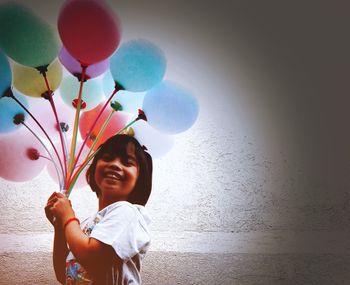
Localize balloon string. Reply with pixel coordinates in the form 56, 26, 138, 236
41, 73, 68, 183
86, 109, 115, 159
10, 94, 65, 185
66, 117, 139, 197
67, 150, 95, 197
39, 155, 52, 161
67, 65, 87, 191
21, 121, 63, 191
62, 131, 70, 171
72, 88, 119, 179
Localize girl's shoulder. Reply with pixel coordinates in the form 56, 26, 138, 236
100, 201, 151, 225
102, 200, 138, 214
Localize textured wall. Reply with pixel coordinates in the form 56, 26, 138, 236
1, 0, 350, 284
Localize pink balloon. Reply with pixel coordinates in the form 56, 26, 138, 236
25, 94, 75, 140
58, 0, 121, 66
0, 129, 46, 182
46, 140, 88, 189
59, 46, 109, 79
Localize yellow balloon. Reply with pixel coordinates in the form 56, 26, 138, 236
12, 59, 63, 97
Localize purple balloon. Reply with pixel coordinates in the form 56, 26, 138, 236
59, 46, 109, 79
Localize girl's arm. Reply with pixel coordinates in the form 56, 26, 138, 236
63, 220, 115, 276
50, 193, 115, 278
45, 192, 69, 284
53, 225, 69, 284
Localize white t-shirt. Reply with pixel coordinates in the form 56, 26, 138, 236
65, 201, 151, 285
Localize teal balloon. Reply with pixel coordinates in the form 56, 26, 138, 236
60, 75, 103, 111
143, 81, 199, 134
0, 89, 29, 133
110, 39, 166, 92
0, 3, 59, 67
0, 51, 11, 96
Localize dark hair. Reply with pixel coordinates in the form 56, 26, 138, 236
86, 134, 153, 206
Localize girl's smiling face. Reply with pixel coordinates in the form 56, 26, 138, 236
94, 142, 139, 203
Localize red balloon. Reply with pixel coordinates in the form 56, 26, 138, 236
79, 104, 129, 150
58, 0, 121, 66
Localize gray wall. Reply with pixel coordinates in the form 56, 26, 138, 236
1, 0, 350, 284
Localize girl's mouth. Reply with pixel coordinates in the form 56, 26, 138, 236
104, 170, 123, 181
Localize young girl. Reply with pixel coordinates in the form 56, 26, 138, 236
44, 134, 153, 285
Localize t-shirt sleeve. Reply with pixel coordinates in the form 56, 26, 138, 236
89, 203, 151, 261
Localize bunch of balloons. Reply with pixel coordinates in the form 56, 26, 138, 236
0, 0, 199, 196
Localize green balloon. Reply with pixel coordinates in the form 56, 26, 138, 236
0, 3, 59, 67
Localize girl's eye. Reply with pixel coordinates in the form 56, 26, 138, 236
124, 160, 133, 166
123, 157, 136, 166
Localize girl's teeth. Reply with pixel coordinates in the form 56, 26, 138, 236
106, 173, 120, 180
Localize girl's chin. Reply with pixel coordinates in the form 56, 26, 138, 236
99, 182, 121, 193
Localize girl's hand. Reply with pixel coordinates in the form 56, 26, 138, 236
45, 192, 75, 228
51, 192, 75, 227
45, 192, 60, 226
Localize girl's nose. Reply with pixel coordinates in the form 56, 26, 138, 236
108, 157, 123, 169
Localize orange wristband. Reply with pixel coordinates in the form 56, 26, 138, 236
63, 217, 80, 230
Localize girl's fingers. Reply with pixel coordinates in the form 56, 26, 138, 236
55, 192, 65, 198
45, 201, 56, 211
47, 196, 58, 206
47, 192, 64, 203
48, 192, 66, 201
47, 192, 58, 200
45, 201, 55, 210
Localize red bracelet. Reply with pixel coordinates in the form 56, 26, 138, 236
63, 217, 80, 230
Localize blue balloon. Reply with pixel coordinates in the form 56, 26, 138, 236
142, 81, 199, 134
102, 71, 145, 113
110, 39, 166, 92
0, 51, 11, 96
0, 89, 29, 133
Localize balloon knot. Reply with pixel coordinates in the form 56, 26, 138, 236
73, 73, 90, 82
36, 65, 49, 75
72, 99, 87, 109
136, 109, 147, 121
110, 100, 123, 111
1, 87, 14, 99
114, 81, 125, 91
27, 148, 40, 160
59, 122, 69, 132
41, 91, 53, 100
89, 133, 96, 142
13, 113, 25, 125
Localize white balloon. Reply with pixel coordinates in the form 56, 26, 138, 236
132, 119, 174, 158
143, 81, 199, 134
